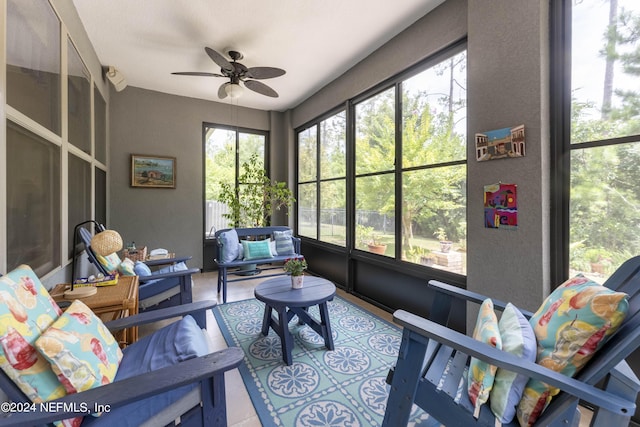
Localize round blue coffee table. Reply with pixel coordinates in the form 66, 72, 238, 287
254, 275, 336, 365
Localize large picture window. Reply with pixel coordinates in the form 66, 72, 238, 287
297, 112, 347, 245
296, 45, 467, 275
5, 0, 108, 277
563, 0, 640, 280
204, 124, 267, 234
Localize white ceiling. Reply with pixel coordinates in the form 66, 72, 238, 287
72, 0, 444, 112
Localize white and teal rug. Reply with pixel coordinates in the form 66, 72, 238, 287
213, 295, 440, 426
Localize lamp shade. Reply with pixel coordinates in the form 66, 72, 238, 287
91, 230, 123, 256
225, 83, 243, 99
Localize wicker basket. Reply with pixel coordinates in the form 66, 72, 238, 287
122, 246, 147, 262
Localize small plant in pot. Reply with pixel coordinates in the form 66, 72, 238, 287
283, 257, 308, 276
434, 227, 452, 253
284, 258, 308, 289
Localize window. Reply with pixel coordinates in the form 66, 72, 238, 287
355, 89, 396, 256
4, 0, 108, 276
561, 0, 640, 280
68, 39, 91, 154
95, 167, 107, 226
94, 86, 107, 164
7, 122, 61, 276
297, 112, 347, 245
399, 51, 467, 272
68, 154, 91, 259
7, 0, 61, 134
295, 45, 467, 275
203, 124, 267, 233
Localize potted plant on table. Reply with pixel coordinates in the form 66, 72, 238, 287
284, 258, 308, 289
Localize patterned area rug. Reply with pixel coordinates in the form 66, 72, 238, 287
213, 295, 441, 426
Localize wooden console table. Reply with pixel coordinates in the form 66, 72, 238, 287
50, 275, 139, 347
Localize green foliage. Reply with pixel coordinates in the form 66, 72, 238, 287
217, 153, 295, 227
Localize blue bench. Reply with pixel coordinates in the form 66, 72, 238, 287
214, 226, 302, 303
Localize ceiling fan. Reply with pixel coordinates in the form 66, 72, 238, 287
172, 47, 286, 99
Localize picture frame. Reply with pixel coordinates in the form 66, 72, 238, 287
131, 154, 176, 188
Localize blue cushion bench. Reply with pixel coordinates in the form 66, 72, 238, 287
214, 226, 302, 303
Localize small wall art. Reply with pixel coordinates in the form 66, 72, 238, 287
131, 154, 176, 188
484, 183, 517, 230
475, 124, 525, 161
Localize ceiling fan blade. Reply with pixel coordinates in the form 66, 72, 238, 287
246, 67, 286, 79
218, 82, 229, 99
244, 80, 279, 97
205, 47, 234, 72
171, 71, 224, 77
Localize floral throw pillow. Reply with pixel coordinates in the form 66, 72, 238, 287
0, 265, 82, 426
36, 299, 123, 396
467, 298, 502, 418
516, 275, 628, 426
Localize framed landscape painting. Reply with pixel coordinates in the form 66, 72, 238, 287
131, 154, 176, 188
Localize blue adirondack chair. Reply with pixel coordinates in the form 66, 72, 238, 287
78, 227, 199, 312
383, 256, 640, 426
0, 300, 244, 426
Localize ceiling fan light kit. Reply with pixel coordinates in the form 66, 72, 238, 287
172, 47, 285, 99
225, 82, 243, 98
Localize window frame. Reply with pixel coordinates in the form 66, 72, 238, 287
551, 0, 640, 284
202, 122, 269, 234
295, 39, 467, 276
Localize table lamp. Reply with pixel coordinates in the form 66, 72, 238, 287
67, 220, 123, 298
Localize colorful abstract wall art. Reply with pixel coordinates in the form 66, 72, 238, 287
475, 124, 525, 161
484, 183, 517, 229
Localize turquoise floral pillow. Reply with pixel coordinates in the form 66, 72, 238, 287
36, 299, 122, 397
517, 275, 628, 426
467, 298, 502, 418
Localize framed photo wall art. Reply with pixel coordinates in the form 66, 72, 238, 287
131, 154, 176, 188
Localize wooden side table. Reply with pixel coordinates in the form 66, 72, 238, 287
50, 275, 140, 347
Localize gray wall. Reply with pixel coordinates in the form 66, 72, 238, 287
467, 1, 550, 314
109, 87, 275, 268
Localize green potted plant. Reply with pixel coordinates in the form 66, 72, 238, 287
356, 224, 387, 255
284, 257, 308, 289
218, 153, 295, 227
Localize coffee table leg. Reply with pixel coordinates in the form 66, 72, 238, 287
318, 302, 334, 350
261, 305, 273, 336
276, 307, 294, 365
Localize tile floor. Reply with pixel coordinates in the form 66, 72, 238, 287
140, 271, 595, 427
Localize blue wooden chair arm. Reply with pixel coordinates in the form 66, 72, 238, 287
0, 347, 244, 426
392, 309, 637, 416
144, 255, 192, 267
104, 300, 217, 331
428, 280, 535, 319
138, 266, 200, 282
